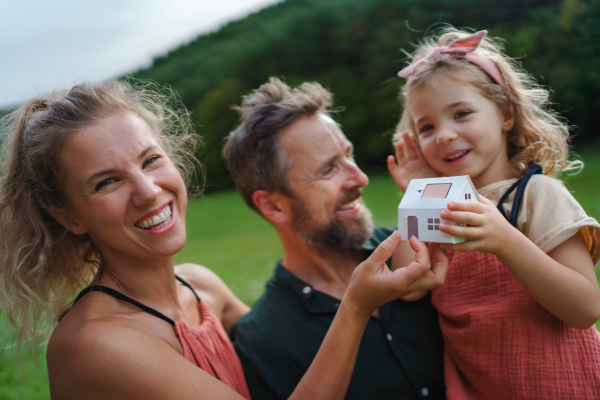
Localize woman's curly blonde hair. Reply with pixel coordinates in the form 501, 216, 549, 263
394, 26, 581, 179
0, 79, 202, 360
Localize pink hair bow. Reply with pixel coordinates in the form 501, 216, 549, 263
398, 30, 507, 91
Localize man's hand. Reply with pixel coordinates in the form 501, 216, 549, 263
344, 231, 448, 317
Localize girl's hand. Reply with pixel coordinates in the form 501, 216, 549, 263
387, 132, 440, 192
438, 195, 516, 255
344, 232, 448, 317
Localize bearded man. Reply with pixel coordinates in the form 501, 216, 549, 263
223, 78, 445, 400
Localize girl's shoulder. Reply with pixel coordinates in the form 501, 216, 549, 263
522, 174, 600, 261
527, 173, 568, 192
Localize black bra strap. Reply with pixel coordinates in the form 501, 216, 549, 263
497, 163, 542, 227
70, 275, 201, 326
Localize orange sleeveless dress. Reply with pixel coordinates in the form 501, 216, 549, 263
433, 250, 600, 399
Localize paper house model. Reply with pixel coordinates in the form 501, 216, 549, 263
398, 176, 478, 243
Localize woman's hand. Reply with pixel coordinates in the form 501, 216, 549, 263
344, 232, 448, 317
387, 132, 440, 192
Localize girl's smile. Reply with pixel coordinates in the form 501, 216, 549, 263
408, 79, 514, 188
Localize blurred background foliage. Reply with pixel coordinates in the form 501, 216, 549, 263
131, 0, 599, 192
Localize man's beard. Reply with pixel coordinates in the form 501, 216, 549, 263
289, 189, 374, 251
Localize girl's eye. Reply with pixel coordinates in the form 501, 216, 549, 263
95, 178, 117, 192
455, 110, 471, 119
418, 124, 434, 136
143, 155, 162, 168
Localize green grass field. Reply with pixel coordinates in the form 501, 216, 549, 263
1, 144, 599, 399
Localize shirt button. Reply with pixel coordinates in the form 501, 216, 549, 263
334, 302, 340, 308
302, 286, 312, 295
421, 387, 430, 396
386, 333, 393, 341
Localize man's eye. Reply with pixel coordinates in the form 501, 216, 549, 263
323, 165, 335, 175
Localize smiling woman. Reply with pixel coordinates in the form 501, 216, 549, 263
0, 79, 201, 353
0, 79, 447, 399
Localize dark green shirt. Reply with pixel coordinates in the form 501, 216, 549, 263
232, 227, 445, 399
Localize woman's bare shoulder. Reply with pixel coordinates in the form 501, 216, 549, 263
47, 304, 185, 399
175, 263, 229, 293
174, 263, 249, 332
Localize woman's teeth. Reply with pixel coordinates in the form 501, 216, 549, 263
137, 205, 172, 229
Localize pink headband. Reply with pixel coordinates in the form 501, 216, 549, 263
398, 30, 507, 91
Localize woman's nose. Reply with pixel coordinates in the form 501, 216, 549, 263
132, 173, 160, 206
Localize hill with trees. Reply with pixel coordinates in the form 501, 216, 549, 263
129, 0, 598, 190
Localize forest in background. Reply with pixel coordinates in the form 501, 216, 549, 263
131, 0, 599, 191
10, 0, 600, 192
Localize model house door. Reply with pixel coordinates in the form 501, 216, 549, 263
407, 215, 419, 239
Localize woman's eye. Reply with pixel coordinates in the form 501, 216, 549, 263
95, 178, 116, 191
143, 155, 161, 168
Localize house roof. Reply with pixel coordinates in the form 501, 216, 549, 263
399, 175, 476, 209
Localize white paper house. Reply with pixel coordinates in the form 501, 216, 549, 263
398, 176, 478, 243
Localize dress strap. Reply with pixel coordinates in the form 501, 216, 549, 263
176, 275, 201, 302
497, 162, 543, 227
68, 275, 202, 326
73, 285, 176, 326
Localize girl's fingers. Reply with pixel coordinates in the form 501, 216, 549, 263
387, 155, 404, 188
402, 132, 417, 161
393, 141, 407, 167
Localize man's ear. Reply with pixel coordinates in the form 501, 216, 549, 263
252, 190, 290, 225
48, 206, 88, 235
502, 102, 515, 132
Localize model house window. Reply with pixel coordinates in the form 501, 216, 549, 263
465, 193, 472, 200
428, 218, 441, 231
421, 183, 452, 198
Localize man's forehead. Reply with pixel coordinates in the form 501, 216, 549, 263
280, 114, 348, 151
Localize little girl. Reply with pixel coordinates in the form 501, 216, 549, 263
388, 28, 600, 399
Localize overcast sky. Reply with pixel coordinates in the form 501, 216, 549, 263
0, 0, 282, 109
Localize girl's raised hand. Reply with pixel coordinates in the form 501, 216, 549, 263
438, 195, 516, 255
387, 132, 440, 192
344, 231, 448, 317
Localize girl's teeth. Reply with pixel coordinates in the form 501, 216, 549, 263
447, 150, 468, 161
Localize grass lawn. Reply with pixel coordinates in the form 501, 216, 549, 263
1, 144, 599, 399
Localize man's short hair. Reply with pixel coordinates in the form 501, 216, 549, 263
223, 77, 333, 213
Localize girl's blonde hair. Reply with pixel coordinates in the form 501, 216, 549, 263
395, 26, 580, 179
0, 79, 202, 359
